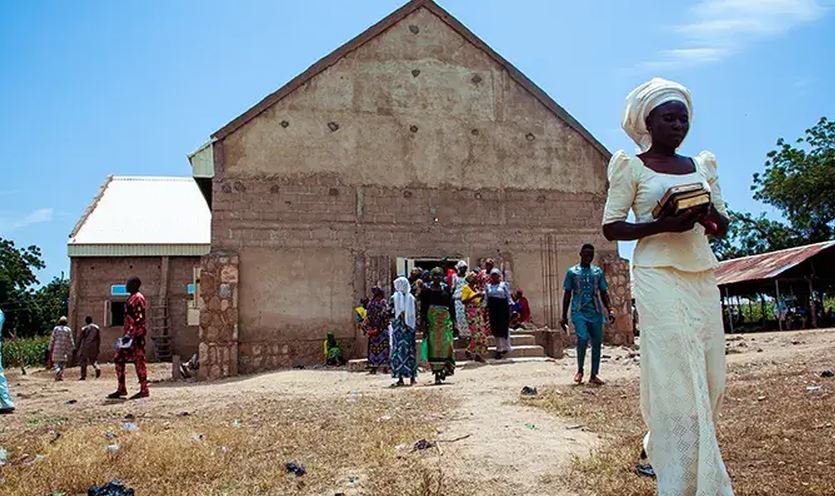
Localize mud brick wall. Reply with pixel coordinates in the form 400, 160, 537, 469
68, 256, 200, 362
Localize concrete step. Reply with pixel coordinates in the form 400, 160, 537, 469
454, 344, 545, 361
417, 333, 536, 348
348, 343, 547, 372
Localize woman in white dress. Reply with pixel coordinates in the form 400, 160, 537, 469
602, 78, 734, 495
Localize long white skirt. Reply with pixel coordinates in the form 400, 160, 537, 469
634, 267, 734, 496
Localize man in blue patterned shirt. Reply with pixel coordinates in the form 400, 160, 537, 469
560, 244, 615, 385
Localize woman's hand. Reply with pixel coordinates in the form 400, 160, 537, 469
654, 210, 700, 233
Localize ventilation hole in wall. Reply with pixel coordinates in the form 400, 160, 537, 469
409, 24, 420, 34
403, 190, 413, 199
285, 201, 292, 206
471, 74, 482, 84
411, 69, 421, 77
221, 184, 232, 193
270, 185, 280, 194
410, 125, 419, 133
280, 120, 290, 128
327, 122, 340, 132
526, 133, 536, 142
329, 188, 339, 197
471, 129, 479, 136
233, 181, 246, 192
537, 194, 546, 202
475, 192, 483, 200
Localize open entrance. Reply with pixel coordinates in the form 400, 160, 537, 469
395, 257, 470, 276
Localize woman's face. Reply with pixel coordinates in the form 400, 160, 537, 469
646, 100, 689, 150
432, 273, 443, 284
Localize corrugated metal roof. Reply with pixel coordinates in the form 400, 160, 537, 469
715, 241, 835, 286
68, 176, 210, 256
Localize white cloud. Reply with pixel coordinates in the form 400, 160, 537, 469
0, 208, 54, 233
639, 0, 826, 69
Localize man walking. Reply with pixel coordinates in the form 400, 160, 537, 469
77, 315, 101, 380
107, 276, 149, 400
560, 244, 615, 386
49, 316, 75, 381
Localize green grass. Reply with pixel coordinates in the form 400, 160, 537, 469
2, 335, 50, 368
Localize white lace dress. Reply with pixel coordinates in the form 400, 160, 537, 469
603, 150, 735, 496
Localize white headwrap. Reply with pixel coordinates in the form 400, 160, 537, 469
392, 276, 416, 329
622, 77, 693, 152
455, 260, 468, 270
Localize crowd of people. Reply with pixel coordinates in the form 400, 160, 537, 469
351, 258, 535, 386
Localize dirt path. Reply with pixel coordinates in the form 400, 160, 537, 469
4, 329, 833, 495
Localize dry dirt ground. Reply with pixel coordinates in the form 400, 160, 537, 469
1, 329, 833, 495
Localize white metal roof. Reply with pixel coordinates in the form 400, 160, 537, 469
68, 176, 211, 257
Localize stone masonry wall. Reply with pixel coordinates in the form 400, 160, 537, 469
601, 256, 633, 346
198, 253, 239, 380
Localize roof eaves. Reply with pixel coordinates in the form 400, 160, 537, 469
69, 175, 113, 241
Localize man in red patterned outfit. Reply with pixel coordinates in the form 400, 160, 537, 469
107, 276, 149, 400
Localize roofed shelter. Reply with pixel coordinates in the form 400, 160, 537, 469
716, 241, 835, 332
68, 176, 210, 362
189, 0, 632, 379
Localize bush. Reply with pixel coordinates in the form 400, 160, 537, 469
2, 335, 50, 368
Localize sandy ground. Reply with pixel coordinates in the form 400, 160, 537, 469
3, 328, 834, 495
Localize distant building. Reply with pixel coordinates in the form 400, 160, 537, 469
67, 176, 210, 362
187, 0, 631, 379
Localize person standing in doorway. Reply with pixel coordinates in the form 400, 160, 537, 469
485, 268, 514, 359
108, 276, 149, 400
77, 315, 101, 380
48, 316, 74, 382
421, 267, 456, 385
0, 309, 15, 414
452, 261, 469, 340
560, 244, 615, 386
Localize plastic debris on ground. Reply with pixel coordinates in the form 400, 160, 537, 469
121, 422, 139, 432
806, 385, 823, 393
285, 462, 306, 477
105, 444, 120, 454
230, 419, 242, 428
0, 447, 8, 466
412, 439, 435, 451
635, 463, 656, 478
821, 370, 834, 378
524, 423, 538, 430
87, 480, 135, 496
520, 386, 538, 396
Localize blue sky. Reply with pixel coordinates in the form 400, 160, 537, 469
1, 0, 833, 282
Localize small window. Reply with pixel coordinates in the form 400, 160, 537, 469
111, 284, 129, 297
109, 300, 126, 327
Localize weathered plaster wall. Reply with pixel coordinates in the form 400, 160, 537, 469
205, 6, 623, 372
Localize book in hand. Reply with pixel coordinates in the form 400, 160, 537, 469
652, 183, 718, 234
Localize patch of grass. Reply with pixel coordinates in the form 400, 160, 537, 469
526, 352, 835, 496
0, 392, 479, 496
2, 335, 49, 368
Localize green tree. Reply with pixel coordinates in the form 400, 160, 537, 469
714, 117, 835, 259
0, 237, 68, 337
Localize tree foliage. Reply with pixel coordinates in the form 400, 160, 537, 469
713, 117, 835, 260
0, 237, 68, 338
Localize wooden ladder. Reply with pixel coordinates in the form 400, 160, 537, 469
151, 298, 172, 362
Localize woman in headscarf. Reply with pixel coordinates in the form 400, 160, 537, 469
602, 78, 733, 495
0, 309, 16, 414
365, 287, 390, 374
420, 267, 456, 385
452, 261, 469, 339
484, 268, 513, 359
460, 272, 487, 362
389, 276, 418, 387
